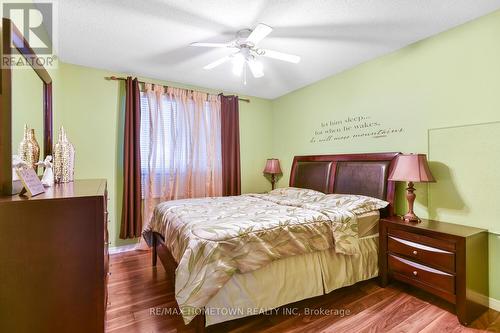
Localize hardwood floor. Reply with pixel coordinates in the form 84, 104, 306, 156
106, 250, 500, 333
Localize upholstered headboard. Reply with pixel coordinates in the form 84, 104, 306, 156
289, 152, 400, 216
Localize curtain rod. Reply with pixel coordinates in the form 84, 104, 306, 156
105, 76, 250, 103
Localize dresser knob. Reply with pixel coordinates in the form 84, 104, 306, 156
108, 272, 112, 276
105, 242, 110, 246
412, 271, 418, 276
412, 250, 418, 255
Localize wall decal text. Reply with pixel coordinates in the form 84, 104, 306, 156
310, 116, 404, 143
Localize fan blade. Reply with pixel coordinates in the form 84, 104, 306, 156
248, 58, 264, 78
190, 42, 232, 48
246, 23, 272, 46
203, 56, 231, 70
260, 49, 300, 63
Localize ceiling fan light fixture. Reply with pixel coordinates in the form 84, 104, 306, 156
193, 22, 299, 82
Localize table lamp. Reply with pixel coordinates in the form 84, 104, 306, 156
388, 154, 436, 222
263, 158, 282, 190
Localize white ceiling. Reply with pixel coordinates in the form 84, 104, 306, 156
49, 0, 500, 99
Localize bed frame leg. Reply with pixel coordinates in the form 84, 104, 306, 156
197, 315, 206, 333
152, 235, 157, 267
190, 315, 206, 333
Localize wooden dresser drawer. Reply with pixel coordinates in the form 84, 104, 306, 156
104, 274, 109, 312
388, 254, 455, 294
388, 235, 455, 273
104, 243, 109, 275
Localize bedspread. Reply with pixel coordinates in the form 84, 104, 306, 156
143, 187, 388, 324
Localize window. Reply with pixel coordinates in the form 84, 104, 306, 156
139, 90, 222, 199
139, 92, 175, 196
139, 92, 174, 175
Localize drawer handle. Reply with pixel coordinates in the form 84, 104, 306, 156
105, 242, 111, 246
412, 270, 418, 276
108, 272, 112, 276
412, 250, 418, 255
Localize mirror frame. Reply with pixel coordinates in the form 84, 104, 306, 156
0, 18, 53, 195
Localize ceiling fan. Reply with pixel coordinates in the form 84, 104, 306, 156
190, 23, 301, 84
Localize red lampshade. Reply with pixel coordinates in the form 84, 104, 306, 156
388, 154, 435, 183
263, 158, 282, 175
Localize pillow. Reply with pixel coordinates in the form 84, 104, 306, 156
268, 187, 325, 200
318, 193, 389, 215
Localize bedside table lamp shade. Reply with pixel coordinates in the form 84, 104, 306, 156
263, 159, 282, 190
388, 154, 435, 222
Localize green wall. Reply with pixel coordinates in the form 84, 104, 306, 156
271, 10, 500, 300
53, 63, 272, 247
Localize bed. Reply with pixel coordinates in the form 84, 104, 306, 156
145, 152, 399, 330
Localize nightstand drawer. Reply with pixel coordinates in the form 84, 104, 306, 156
389, 228, 455, 252
388, 235, 455, 273
388, 254, 455, 294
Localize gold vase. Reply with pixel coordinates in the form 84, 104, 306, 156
53, 126, 75, 183
18, 124, 40, 172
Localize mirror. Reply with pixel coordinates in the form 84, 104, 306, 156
0, 18, 53, 195
12, 50, 45, 173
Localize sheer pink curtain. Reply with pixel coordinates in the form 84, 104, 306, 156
137, 84, 222, 249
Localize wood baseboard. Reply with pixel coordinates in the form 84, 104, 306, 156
467, 290, 500, 311
109, 244, 139, 254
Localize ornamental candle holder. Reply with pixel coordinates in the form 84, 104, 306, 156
53, 126, 75, 183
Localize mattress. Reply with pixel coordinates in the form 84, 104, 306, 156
357, 210, 380, 238
205, 234, 379, 326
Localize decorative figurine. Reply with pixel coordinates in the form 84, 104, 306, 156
36, 155, 54, 187
12, 155, 29, 181
11, 155, 30, 194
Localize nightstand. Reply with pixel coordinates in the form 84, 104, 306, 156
379, 216, 489, 326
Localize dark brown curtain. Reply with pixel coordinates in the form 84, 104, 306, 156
120, 77, 142, 239
220, 95, 241, 196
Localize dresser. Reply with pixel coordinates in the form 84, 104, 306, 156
379, 216, 489, 325
0, 179, 109, 333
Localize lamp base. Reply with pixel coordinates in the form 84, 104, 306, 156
402, 212, 421, 223
402, 181, 421, 223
